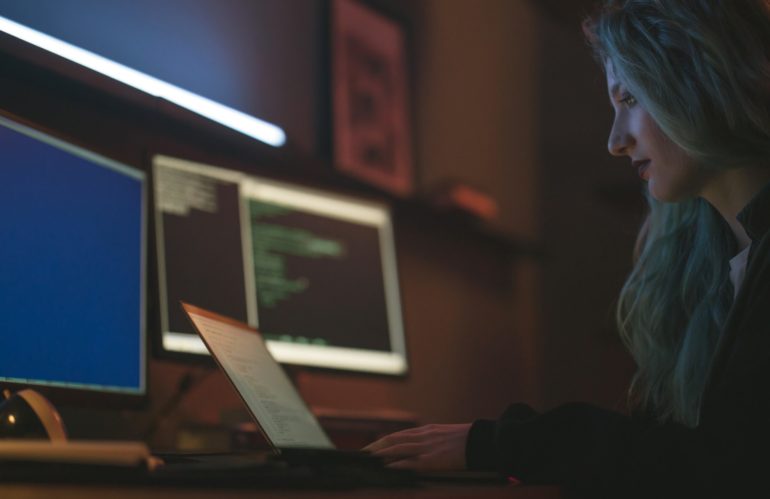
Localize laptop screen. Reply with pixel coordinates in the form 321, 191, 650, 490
182, 303, 333, 450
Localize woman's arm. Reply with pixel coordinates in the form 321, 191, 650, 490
364, 396, 761, 497
363, 423, 472, 470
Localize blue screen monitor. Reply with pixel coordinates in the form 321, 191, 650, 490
0, 115, 147, 404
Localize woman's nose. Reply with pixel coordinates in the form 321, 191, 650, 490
607, 118, 634, 157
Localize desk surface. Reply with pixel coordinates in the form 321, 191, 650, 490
0, 483, 566, 499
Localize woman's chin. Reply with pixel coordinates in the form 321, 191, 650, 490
648, 180, 673, 203
648, 181, 695, 204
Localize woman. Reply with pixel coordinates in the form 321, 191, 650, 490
364, 0, 770, 495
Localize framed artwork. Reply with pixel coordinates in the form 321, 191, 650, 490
331, 0, 414, 197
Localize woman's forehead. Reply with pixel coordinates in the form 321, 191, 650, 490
605, 62, 622, 95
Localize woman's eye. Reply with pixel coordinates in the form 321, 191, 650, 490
620, 94, 637, 107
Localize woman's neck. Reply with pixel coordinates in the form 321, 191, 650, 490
700, 166, 770, 252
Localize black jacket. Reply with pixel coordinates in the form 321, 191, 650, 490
466, 182, 770, 497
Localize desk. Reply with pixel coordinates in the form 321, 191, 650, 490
0, 483, 566, 498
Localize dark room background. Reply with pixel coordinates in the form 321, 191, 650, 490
0, 0, 641, 448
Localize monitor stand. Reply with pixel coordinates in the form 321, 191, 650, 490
0, 389, 68, 441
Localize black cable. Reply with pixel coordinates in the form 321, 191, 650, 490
142, 367, 214, 442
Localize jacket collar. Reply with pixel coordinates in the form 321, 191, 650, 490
737, 180, 770, 242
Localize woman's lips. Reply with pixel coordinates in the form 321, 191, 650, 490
635, 160, 651, 180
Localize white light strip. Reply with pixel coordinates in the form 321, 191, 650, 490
266, 341, 407, 375
0, 16, 286, 148
162, 333, 407, 375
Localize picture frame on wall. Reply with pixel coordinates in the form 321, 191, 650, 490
330, 0, 414, 197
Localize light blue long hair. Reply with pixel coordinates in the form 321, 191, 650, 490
619, 196, 733, 426
585, 0, 770, 426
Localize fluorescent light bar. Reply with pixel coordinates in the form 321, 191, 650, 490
0, 16, 286, 148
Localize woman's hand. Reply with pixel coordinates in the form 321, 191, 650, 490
362, 423, 472, 471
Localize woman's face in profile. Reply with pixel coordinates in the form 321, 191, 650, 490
605, 63, 713, 203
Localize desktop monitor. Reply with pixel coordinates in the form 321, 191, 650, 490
0, 115, 147, 405
153, 155, 407, 375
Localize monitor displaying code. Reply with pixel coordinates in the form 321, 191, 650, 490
155, 161, 251, 341
154, 156, 407, 375
249, 200, 390, 352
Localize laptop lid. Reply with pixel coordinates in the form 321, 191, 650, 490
181, 302, 334, 451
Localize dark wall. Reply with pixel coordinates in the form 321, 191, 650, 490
534, 7, 639, 410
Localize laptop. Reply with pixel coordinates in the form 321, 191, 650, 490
179, 302, 384, 466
